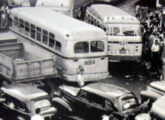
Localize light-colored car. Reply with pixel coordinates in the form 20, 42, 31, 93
53, 82, 146, 120
141, 81, 165, 103
0, 83, 56, 120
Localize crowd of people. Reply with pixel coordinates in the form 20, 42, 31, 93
0, 2, 10, 30
135, 5, 165, 79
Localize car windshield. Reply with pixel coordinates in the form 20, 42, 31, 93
33, 99, 51, 110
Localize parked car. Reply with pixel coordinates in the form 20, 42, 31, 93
135, 95, 165, 120
0, 83, 56, 120
141, 81, 165, 104
52, 82, 147, 120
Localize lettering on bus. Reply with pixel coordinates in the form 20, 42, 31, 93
84, 60, 95, 65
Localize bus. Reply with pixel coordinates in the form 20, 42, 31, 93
85, 4, 142, 62
9, 7, 109, 82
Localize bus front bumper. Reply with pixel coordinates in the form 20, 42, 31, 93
109, 55, 141, 62
62, 72, 109, 82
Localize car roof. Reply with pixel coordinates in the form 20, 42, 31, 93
1, 83, 48, 102
82, 83, 130, 99
150, 81, 165, 93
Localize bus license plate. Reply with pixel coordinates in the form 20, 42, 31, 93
120, 49, 126, 54
84, 60, 95, 65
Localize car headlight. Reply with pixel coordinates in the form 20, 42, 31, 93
123, 103, 131, 110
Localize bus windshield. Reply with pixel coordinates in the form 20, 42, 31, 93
106, 25, 141, 36
74, 41, 104, 54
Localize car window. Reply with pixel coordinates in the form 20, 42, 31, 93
2, 93, 29, 113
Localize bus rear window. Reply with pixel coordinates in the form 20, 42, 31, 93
91, 41, 104, 52
74, 42, 89, 53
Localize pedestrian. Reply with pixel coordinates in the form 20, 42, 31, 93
31, 109, 44, 120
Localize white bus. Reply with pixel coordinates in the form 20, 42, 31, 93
35, 0, 74, 17
85, 4, 142, 62
10, 7, 109, 82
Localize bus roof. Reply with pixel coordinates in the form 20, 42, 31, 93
10, 7, 106, 41
87, 4, 140, 24
36, 0, 73, 7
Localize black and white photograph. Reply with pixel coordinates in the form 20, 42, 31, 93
0, 0, 164, 119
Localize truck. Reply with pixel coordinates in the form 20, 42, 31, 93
0, 32, 57, 84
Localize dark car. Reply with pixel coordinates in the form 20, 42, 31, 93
0, 83, 56, 120
52, 83, 146, 120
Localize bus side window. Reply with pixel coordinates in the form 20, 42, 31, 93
42, 30, 48, 45
14, 17, 18, 26
25, 21, 30, 35
31, 24, 36, 39
49, 33, 55, 48
55, 41, 61, 52
36, 27, 41, 41
19, 19, 24, 32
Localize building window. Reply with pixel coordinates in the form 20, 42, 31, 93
42, 30, 48, 45
49, 33, 55, 48
31, 24, 35, 39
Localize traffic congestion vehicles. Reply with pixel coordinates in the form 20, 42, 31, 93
10, 7, 109, 82
0, 32, 57, 83
0, 83, 56, 120
52, 82, 147, 120
85, 4, 142, 62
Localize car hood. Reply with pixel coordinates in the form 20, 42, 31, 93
151, 96, 165, 119
149, 81, 165, 92
82, 83, 131, 99
60, 83, 131, 99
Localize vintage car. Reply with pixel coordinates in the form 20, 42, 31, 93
0, 83, 56, 120
135, 95, 165, 120
141, 81, 165, 104
52, 82, 146, 120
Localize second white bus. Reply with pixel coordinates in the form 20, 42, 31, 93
85, 4, 142, 62
10, 7, 109, 82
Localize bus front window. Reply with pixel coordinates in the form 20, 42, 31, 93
122, 27, 141, 36
74, 42, 89, 53
90, 41, 104, 52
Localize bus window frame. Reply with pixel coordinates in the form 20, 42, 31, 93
49, 32, 55, 49
30, 24, 36, 39
36, 27, 42, 42
42, 29, 48, 45
74, 41, 89, 54
19, 19, 24, 33
25, 21, 30, 36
